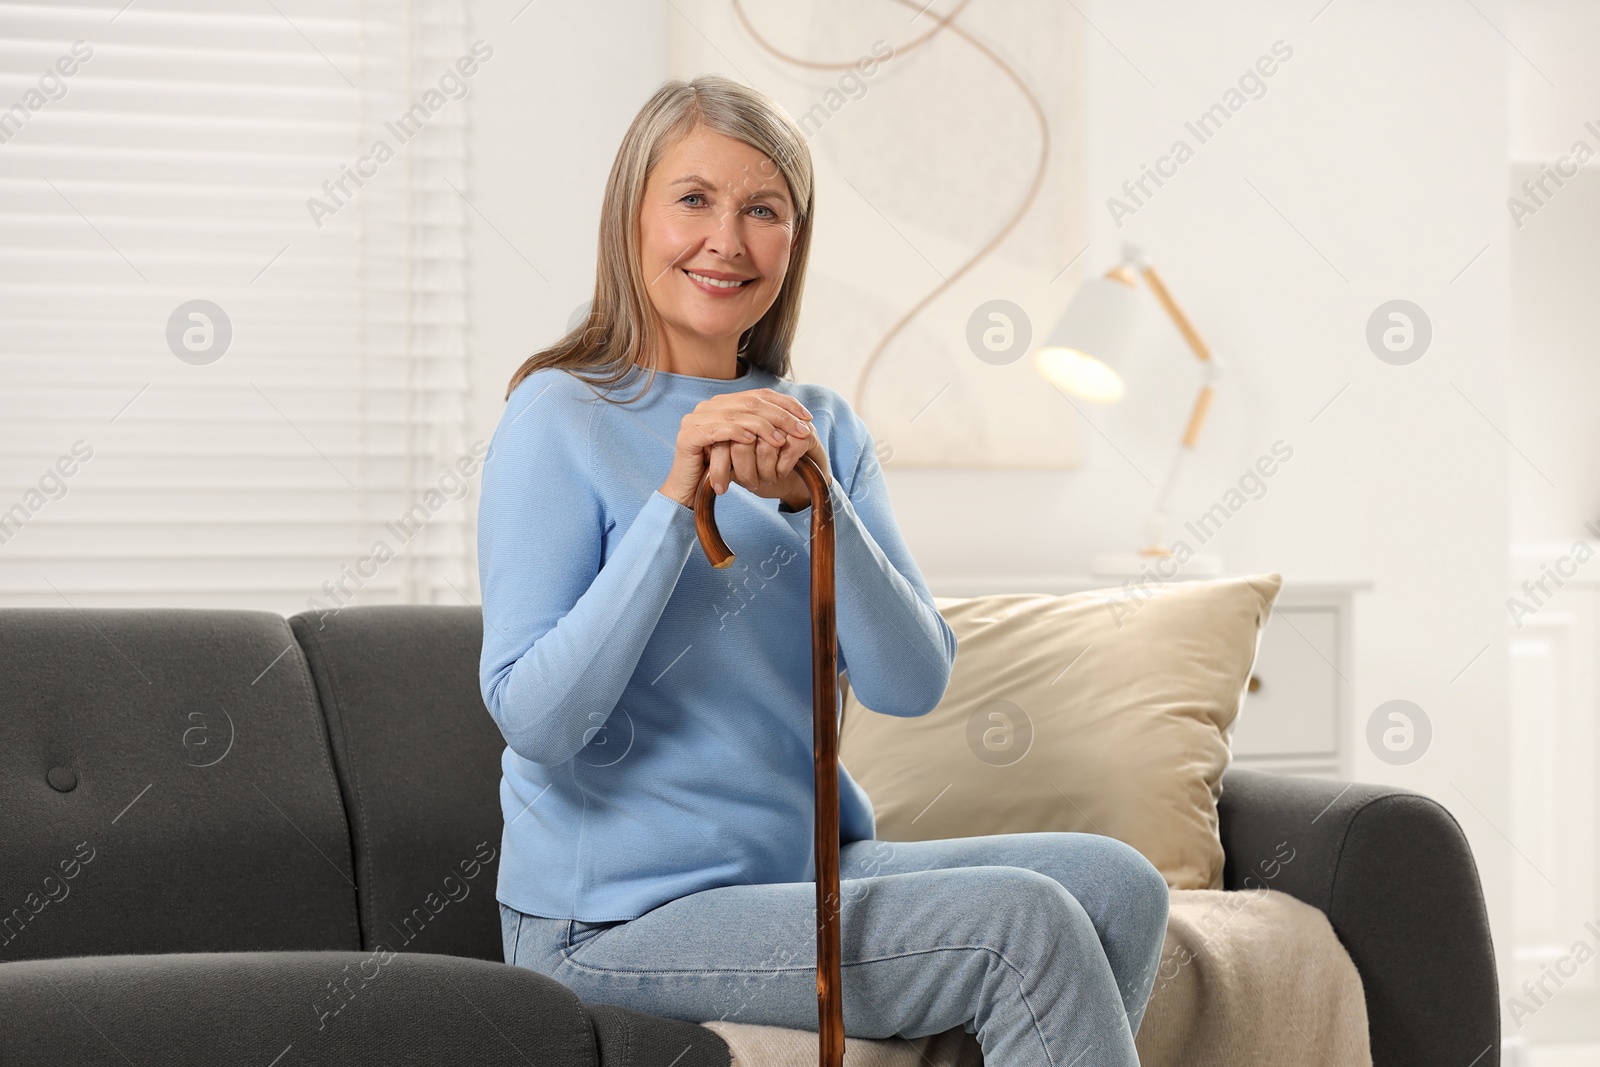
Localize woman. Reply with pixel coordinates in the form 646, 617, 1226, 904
480, 73, 1169, 1066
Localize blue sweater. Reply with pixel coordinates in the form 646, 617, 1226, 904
478, 356, 958, 921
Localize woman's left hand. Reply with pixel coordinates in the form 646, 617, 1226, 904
705, 420, 827, 509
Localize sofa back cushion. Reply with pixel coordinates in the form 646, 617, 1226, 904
0, 609, 361, 963
839, 574, 1281, 890
290, 605, 504, 962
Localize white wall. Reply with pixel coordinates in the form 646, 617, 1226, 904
1507, 0, 1600, 542
1504, 0, 1600, 1043
463, 0, 669, 460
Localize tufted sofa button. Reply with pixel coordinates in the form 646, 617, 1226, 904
47, 767, 78, 792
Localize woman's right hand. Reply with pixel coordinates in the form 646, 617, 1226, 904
659, 388, 815, 509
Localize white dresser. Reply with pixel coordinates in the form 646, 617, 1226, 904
927, 576, 1369, 779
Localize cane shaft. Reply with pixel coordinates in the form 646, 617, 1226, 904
693, 454, 843, 1067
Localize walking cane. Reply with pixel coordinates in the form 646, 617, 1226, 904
694, 451, 845, 1067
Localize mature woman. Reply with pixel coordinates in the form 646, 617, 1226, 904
480, 73, 1169, 1066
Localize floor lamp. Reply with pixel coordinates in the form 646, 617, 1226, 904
1032, 242, 1224, 578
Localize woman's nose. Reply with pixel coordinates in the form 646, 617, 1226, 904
703, 205, 746, 259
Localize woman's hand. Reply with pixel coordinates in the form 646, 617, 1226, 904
705, 420, 828, 510
659, 388, 821, 509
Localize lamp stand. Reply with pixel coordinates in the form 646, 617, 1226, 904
1088, 250, 1223, 581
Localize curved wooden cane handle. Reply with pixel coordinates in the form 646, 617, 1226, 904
693, 453, 843, 1067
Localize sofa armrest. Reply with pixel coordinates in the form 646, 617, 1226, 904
0, 950, 728, 1067
1217, 766, 1499, 1067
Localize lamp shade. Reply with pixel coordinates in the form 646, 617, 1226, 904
1031, 273, 1144, 403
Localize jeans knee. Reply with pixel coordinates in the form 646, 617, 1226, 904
989, 867, 1101, 946
1131, 846, 1170, 918
1095, 837, 1170, 932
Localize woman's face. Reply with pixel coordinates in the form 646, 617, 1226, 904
638, 124, 796, 355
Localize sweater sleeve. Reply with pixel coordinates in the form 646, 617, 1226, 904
777, 422, 957, 718
478, 374, 701, 765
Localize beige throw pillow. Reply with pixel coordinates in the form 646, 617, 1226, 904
838, 573, 1282, 890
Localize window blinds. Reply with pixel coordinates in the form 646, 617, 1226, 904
0, 0, 475, 614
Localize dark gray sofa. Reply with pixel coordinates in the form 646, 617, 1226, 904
0, 605, 1498, 1065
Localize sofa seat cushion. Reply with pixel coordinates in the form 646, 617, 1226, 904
698, 888, 1370, 1067
0, 950, 732, 1067
700, 1018, 981, 1066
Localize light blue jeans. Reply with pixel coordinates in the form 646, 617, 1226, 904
500, 832, 1169, 1066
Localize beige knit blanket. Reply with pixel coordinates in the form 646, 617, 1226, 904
700, 888, 1371, 1067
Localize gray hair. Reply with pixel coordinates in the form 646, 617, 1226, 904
505, 73, 815, 403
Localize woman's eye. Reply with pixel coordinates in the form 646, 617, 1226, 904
679, 193, 778, 219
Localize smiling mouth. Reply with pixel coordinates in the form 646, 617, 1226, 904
683, 269, 754, 290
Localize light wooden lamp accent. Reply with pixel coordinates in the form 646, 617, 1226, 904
1032, 243, 1223, 576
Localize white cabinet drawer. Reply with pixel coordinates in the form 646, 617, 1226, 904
1231, 606, 1340, 759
